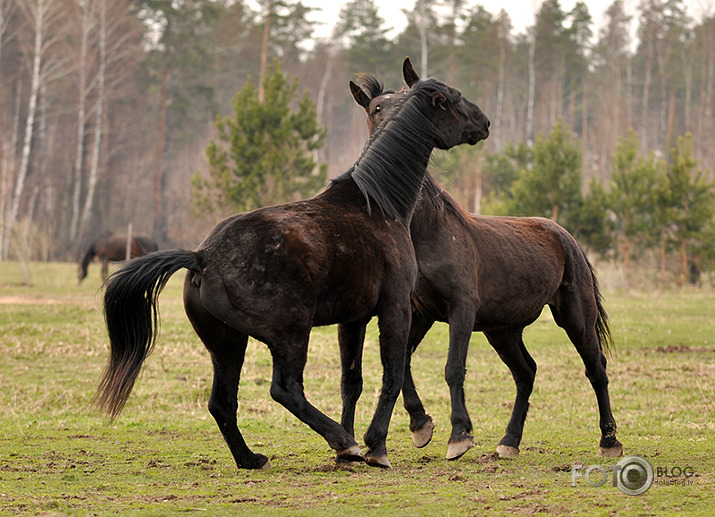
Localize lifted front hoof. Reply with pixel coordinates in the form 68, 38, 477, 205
365, 454, 392, 469
337, 445, 365, 463
411, 418, 435, 448
496, 444, 519, 458
446, 436, 474, 460
598, 443, 623, 457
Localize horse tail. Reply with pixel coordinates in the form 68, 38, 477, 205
94, 249, 200, 419
584, 253, 615, 358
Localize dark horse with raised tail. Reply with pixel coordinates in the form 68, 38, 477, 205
95, 65, 490, 470
78, 233, 158, 283
338, 58, 622, 461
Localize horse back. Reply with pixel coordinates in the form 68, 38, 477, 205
193, 190, 417, 332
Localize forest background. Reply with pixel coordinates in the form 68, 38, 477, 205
1, 0, 714, 287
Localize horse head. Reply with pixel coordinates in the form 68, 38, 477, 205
351, 57, 490, 147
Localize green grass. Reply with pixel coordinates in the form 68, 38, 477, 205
1, 261, 713, 515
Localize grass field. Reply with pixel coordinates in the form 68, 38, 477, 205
1, 261, 713, 516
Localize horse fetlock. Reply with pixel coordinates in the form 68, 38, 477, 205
411, 417, 435, 448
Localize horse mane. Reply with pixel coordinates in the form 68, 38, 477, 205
419, 172, 464, 216
334, 79, 446, 220
354, 73, 395, 99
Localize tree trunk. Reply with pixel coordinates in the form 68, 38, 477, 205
258, 0, 273, 103
526, 29, 535, 143
69, 0, 92, 243
3, 0, 44, 259
78, 0, 106, 242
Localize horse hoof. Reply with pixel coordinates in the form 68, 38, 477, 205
496, 445, 519, 458
446, 436, 474, 460
598, 444, 623, 457
337, 445, 365, 463
259, 458, 271, 469
365, 455, 392, 469
411, 418, 435, 448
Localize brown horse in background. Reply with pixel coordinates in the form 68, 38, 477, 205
338, 59, 622, 461
78, 233, 158, 283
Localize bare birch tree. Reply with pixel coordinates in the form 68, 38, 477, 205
2, 0, 65, 259
69, 0, 96, 243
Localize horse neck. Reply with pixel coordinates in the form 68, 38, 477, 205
350, 98, 436, 222
411, 173, 471, 232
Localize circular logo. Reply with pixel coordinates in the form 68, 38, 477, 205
615, 455, 654, 496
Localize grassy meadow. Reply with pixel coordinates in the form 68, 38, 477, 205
0, 261, 713, 515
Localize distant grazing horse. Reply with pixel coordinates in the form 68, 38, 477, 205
94, 64, 490, 470
78, 233, 158, 283
337, 58, 622, 461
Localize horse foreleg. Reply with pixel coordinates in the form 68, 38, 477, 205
268, 334, 364, 464
485, 328, 536, 458
338, 321, 367, 438
363, 301, 411, 468
444, 305, 477, 460
402, 309, 435, 448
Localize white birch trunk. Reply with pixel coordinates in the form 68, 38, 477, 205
526, 28, 536, 144
2, 0, 44, 259
77, 0, 105, 241
69, 0, 92, 243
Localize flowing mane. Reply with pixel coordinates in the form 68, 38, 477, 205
334, 79, 446, 220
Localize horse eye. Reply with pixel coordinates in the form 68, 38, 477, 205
375, 105, 382, 112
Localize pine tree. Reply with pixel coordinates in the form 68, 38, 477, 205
607, 129, 664, 283
192, 59, 327, 217
507, 119, 582, 225
662, 133, 715, 284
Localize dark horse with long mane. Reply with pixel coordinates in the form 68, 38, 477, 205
78, 233, 158, 283
94, 66, 490, 470
338, 58, 622, 461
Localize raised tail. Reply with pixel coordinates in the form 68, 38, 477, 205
94, 249, 200, 419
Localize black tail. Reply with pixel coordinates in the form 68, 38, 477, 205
94, 249, 200, 419
586, 255, 615, 358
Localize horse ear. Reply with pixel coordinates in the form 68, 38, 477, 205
350, 80, 371, 110
403, 57, 420, 87
432, 91, 448, 110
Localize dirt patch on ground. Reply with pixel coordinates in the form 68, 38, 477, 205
0, 296, 67, 305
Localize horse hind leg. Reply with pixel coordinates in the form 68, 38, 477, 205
101, 258, 109, 282
551, 298, 623, 457
485, 328, 537, 458
184, 284, 269, 469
